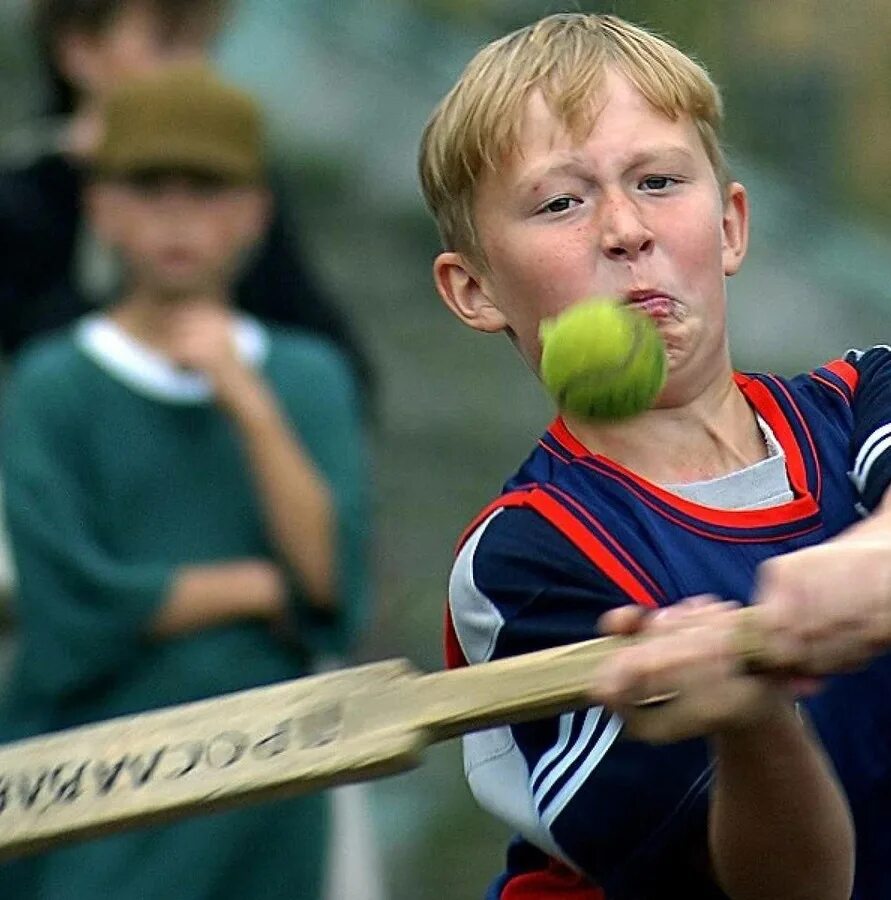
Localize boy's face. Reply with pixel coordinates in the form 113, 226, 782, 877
88, 173, 268, 299
434, 69, 748, 405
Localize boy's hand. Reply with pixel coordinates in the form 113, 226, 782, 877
153, 559, 288, 638
164, 301, 267, 416
595, 598, 787, 744
164, 301, 242, 379
230, 559, 290, 623
753, 535, 891, 675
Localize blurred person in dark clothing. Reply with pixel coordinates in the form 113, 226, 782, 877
0, 0, 375, 408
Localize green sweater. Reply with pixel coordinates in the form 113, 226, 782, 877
0, 317, 369, 899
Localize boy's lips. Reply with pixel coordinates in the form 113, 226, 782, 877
622, 290, 676, 319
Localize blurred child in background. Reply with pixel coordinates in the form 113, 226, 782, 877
0, 64, 368, 900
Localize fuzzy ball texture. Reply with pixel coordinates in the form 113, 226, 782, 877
539, 298, 667, 420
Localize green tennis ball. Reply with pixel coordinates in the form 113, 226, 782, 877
539, 298, 667, 421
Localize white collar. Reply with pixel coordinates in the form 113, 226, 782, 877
757, 414, 784, 459
75, 313, 269, 405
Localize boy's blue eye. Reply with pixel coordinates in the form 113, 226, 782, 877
541, 196, 576, 214
641, 176, 676, 191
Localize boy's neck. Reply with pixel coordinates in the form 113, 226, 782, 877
565, 372, 767, 485
109, 288, 230, 348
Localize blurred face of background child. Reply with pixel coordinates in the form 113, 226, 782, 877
87, 171, 269, 301
435, 68, 749, 407
49, 0, 221, 104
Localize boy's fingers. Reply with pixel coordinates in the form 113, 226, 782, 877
598, 594, 728, 639
598, 605, 648, 636
630, 689, 681, 708
598, 627, 706, 700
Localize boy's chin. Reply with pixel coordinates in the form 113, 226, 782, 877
147, 275, 225, 302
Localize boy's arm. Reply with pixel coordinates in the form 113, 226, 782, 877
709, 704, 854, 900
754, 488, 891, 672
754, 347, 891, 672
597, 603, 854, 900
452, 509, 710, 893
454, 507, 852, 899
164, 303, 337, 610
215, 371, 336, 609
149, 560, 287, 637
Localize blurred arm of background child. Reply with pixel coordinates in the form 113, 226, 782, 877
161, 300, 337, 611
150, 558, 288, 637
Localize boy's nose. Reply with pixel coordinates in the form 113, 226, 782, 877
600, 195, 654, 262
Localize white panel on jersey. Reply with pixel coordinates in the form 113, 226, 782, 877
452, 509, 571, 863
449, 509, 506, 664
464, 727, 568, 863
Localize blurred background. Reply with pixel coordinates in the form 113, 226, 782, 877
0, 1, 889, 897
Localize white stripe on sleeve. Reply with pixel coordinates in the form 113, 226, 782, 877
532, 708, 604, 809
852, 423, 891, 491
541, 714, 624, 828
530, 713, 575, 793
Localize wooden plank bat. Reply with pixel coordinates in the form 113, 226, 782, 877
0, 611, 769, 860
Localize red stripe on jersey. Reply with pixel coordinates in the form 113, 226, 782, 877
546, 484, 666, 603
547, 413, 819, 531
547, 417, 592, 459
811, 373, 849, 404
733, 375, 810, 496
445, 486, 659, 668
448, 490, 540, 669
517, 488, 659, 608
455, 491, 535, 553
576, 460, 822, 544
823, 359, 859, 394
501, 859, 605, 899
764, 374, 822, 501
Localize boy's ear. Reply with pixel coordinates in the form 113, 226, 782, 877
433, 252, 508, 333
722, 181, 749, 277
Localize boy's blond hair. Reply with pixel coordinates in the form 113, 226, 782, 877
419, 13, 728, 268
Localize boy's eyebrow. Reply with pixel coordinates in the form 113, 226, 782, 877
513, 158, 590, 193
623, 145, 698, 169
515, 144, 699, 191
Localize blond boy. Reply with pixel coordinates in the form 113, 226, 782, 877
422, 13, 891, 899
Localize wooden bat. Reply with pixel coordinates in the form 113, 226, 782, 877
0, 611, 769, 860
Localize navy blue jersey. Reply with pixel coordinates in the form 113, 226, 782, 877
446, 351, 891, 900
